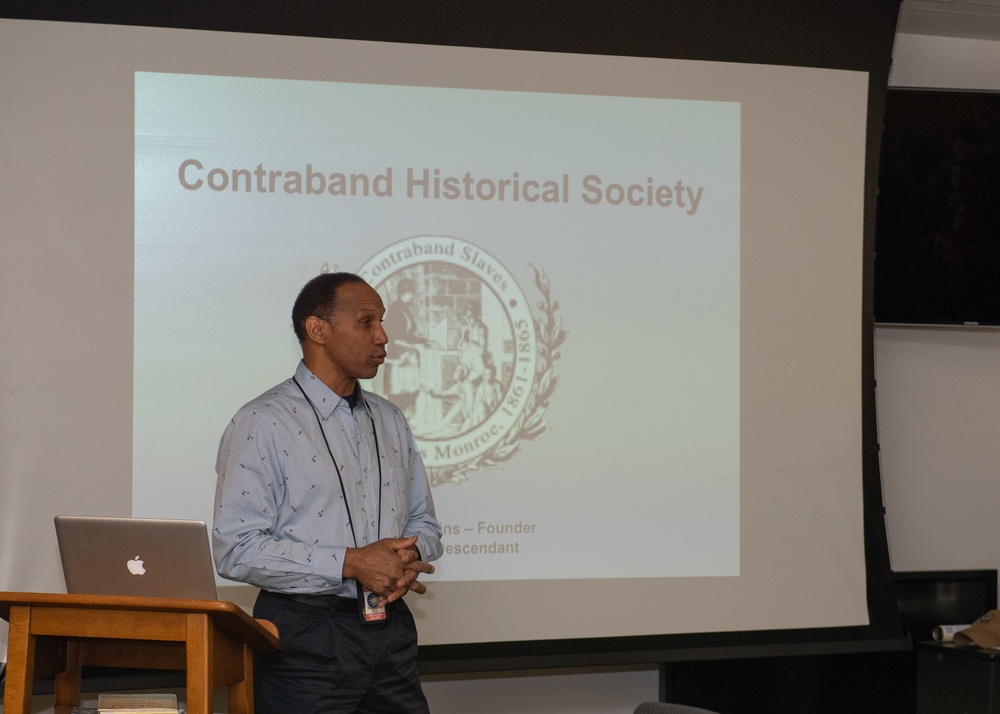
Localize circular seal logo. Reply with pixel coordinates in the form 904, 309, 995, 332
357, 236, 564, 486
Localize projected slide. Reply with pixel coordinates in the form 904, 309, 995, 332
133, 72, 741, 582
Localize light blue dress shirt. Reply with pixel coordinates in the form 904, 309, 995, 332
213, 360, 442, 597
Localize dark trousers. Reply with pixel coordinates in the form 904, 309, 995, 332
252, 590, 430, 714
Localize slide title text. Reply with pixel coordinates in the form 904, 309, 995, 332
177, 160, 707, 214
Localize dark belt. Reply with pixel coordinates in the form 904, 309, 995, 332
265, 589, 357, 613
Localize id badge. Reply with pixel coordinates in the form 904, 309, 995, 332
358, 586, 388, 624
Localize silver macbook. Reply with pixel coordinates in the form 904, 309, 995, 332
54, 515, 219, 600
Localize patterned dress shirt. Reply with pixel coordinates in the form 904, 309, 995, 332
213, 360, 442, 597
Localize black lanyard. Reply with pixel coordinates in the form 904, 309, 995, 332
293, 377, 383, 547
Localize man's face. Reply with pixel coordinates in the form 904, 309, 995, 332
322, 281, 388, 383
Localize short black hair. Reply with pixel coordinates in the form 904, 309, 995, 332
291, 272, 367, 343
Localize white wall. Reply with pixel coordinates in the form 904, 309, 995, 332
424, 669, 657, 714
876, 326, 1000, 572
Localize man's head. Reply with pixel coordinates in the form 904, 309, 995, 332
292, 272, 368, 343
292, 273, 388, 395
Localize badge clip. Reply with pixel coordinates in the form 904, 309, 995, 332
358, 586, 388, 624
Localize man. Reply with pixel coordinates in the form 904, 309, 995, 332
214, 272, 443, 714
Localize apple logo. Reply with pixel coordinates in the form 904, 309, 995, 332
127, 556, 146, 575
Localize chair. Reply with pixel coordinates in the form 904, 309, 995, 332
634, 702, 722, 714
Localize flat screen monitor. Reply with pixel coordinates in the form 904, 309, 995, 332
875, 88, 1000, 326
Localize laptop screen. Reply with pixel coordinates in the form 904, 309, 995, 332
55, 515, 219, 600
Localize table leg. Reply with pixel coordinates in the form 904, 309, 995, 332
3, 605, 36, 714
53, 640, 82, 710
227, 643, 255, 714
185, 613, 214, 714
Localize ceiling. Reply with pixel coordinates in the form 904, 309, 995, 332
898, 0, 1000, 40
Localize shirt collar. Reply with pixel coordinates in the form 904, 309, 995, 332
294, 360, 370, 419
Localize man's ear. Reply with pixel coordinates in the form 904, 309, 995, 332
304, 315, 330, 345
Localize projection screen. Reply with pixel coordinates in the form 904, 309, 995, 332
0, 14, 882, 661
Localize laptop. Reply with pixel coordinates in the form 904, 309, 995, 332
54, 515, 219, 600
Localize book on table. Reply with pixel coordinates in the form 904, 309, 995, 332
96, 693, 179, 713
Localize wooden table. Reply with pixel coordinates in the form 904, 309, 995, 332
0, 591, 280, 714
